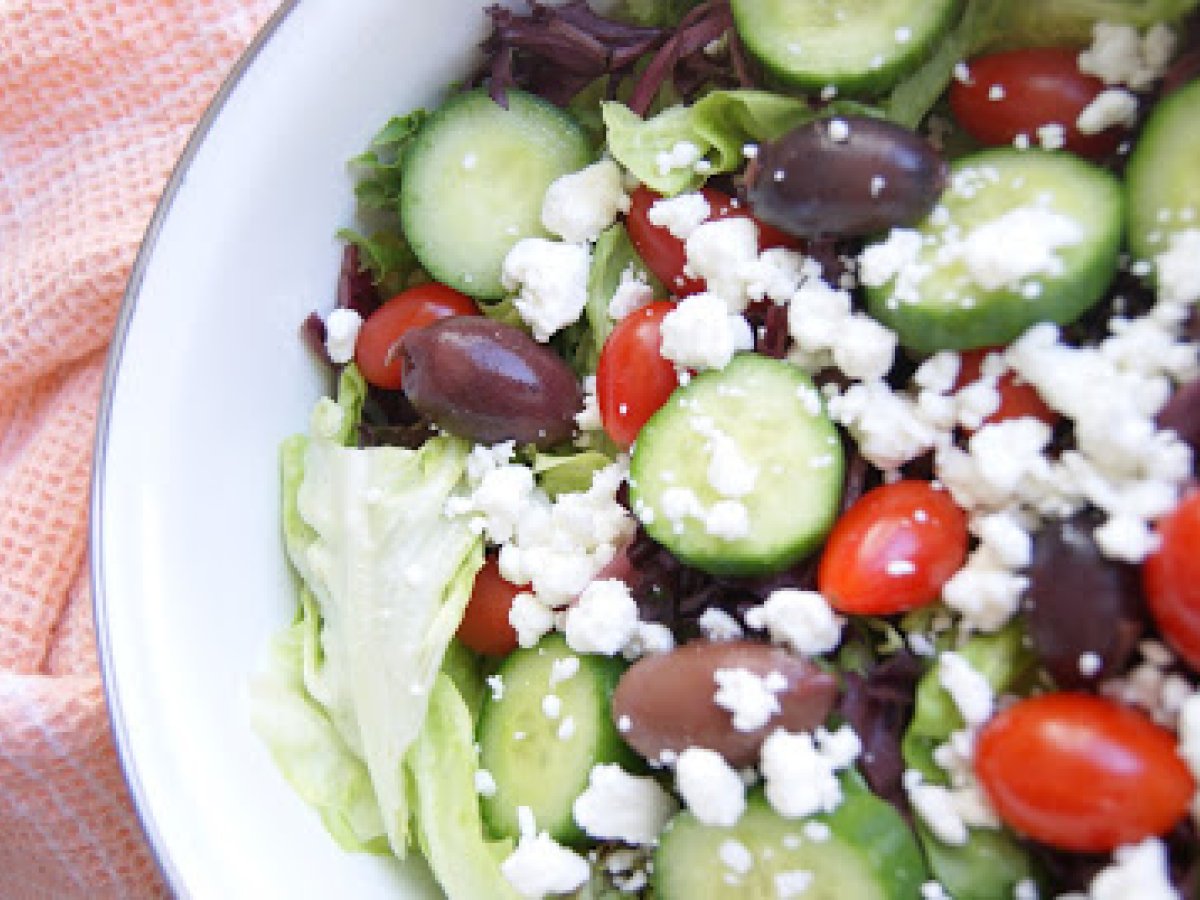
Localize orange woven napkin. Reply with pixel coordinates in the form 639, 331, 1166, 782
1, 2, 280, 896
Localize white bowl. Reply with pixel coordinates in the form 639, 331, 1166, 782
91, 1, 503, 895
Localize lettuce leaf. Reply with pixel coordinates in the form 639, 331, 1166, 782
408, 672, 521, 900
602, 90, 816, 195
250, 586, 389, 853
288, 432, 483, 857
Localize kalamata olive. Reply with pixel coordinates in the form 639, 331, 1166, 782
611, 640, 838, 768
399, 316, 582, 448
745, 115, 948, 238
1024, 514, 1144, 689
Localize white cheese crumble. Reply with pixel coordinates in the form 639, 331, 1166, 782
684, 217, 760, 311
1088, 838, 1179, 900
903, 770, 999, 846
656, 140, 703, 176
744, 589, 844, 656
1155, 229, 1200, 305
1076, 88, 1139, 135
698, 607, 745, 643
607, 266, 655, 320
475, 769, 498, 798
541, 158, 628, 245
713, 667, 787, 732
760, 725, 861, 819
786, 277, 897, 381
674, 747, 746, 826
648, 192, 712, 240
960, 206, 1084, 291
563, 578, 640, 656
572, 764, 679, 846
719, 838, 754, 875
323, 307, 363, 365
937, 651, 995, 727
502, 237, 591, 342
501, 831, 591, 898
1078, 22, 1177, 92
659, 292, 754, 371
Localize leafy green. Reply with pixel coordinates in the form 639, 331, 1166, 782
249, 586, 390, 853
408, 673, 521, 900
348, 110, 427, 211
917, 822, 1043, 900
602, 90, 817, 195
532, 450, 615, 498
611, 0, 704, 26
586, 223, 662, 354
883, 0, 1008, 129
902, 622, 1036, 783
335, 228, 419, 298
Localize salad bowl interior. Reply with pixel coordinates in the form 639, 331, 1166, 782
92, 0, 498, 895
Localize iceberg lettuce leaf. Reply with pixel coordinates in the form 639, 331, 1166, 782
250, 587, 389, 853
408, 672, 521, 900
289, 431, 483, 856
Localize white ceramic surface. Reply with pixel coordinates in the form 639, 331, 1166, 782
91, 2, 501, 896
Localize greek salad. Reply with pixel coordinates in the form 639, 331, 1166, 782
253, 1, 1200, 897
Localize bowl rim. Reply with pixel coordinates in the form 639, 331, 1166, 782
88, 1, 301, 892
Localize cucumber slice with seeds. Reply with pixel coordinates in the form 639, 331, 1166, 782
477, 633, 635, 846
864, 148, 1123, 353
629, 353, 843, 577
730, 0, 964, 97
400, 88, 593, 300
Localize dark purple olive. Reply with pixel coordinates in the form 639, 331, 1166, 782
1157, 377, 1200, 467
399, 317, 583, 448
745, 115, 948, 238
1024, 514, 1145, 689
611, 640, 838, 768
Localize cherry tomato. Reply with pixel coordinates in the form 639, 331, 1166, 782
625, 186, 802, 297
456, 556, 521, 657
975, 693, 1195, 852
354, 283, 480, 389
596, 300, 679, 448
949, 48, 1127, 160
955, 347, 1059, 430
818, 481, 968, 616
1144, 490, 1200, 672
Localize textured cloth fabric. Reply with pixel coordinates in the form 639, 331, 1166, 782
1, 2, 281, 896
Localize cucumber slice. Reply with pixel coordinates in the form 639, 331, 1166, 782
400, 88, 593, 300
1126, 76, 1200, 265
629, 353, 843, 577
864, 148, 1123, 353
730, 0, 964, 97
477, 633, 635, 845
654, 780, 927, 899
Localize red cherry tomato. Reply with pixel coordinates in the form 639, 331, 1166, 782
955, 347, 1060, 430
456, 556, 522, 657
354, 283, 480, 389
596, 300, 679, 448
949, 48, 1127, 160
1144, 490, 1200, 671
975, 693, 1195, 852
625, 186, 802, 297
818, 481, 968, 616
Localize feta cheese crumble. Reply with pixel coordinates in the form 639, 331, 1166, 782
648, 192, 712, 240
323, 307, 363, 365
760, 725, 861, 819
713, 667, 787, 732
659, 292, 754, 371
674, 747, 746, 826
502, 238, 591, 342
744, 589, 844, 656
572, 764, 679, 846
541, 158, 628, 244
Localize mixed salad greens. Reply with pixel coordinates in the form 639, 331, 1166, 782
253, 0, 1200, 896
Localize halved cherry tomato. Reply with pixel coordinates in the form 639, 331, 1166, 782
456, 556, 521, 657
1144, 490, 1200, 672
817, 480, 968, 616
625, 186, 802, 297
596, 300, 679, 448
955, 347, 1059, 429
355, 283, 480, 389
975, 693, 1195, 852
949, 48, 1127, 160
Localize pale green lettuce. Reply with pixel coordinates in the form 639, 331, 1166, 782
408, 672, 521, 900
262, 364, 485, 858
602, 90, 816, 195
